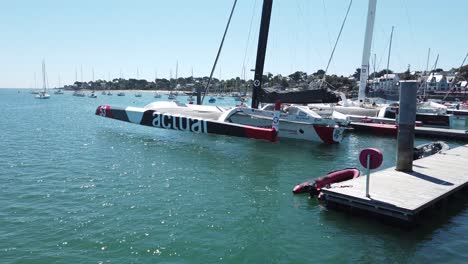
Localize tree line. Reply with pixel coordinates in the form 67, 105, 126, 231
67, 65, 467, 94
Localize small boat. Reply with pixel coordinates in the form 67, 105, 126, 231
36, 91, 50, 99
413, 141, 449, 160
154, 92, 162, 98
292, 168, 360, 196
135, 92, 142, 97
89, 91, 97, 98
168, 93, 176, 100
208, 97, 216, 103
54, 89, 64, 94
117, 92, 125, 96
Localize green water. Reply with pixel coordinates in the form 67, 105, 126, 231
1, 89, 467, 263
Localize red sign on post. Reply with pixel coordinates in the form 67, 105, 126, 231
359, 148, 383, 170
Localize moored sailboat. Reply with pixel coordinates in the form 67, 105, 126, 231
95, 0, 346, 144
35, 60, 50, 99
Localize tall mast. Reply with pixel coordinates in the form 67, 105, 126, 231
42, 60, 47, 92
175, 61, 178, 89
251, 0, 273, 109
358, 0, 377, 104
424, 48, 431, 97
386, 26, 394, 77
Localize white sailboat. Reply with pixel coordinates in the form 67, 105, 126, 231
54, 75, 64, 94
95, 0, 346, 144
35, 60, 50, 99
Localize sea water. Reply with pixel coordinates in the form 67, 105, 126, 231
1, 89, 467, 263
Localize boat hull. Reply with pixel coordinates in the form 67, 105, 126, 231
95, 105, 278, 142
229, 113, 344, 144
293, 168, 360, 195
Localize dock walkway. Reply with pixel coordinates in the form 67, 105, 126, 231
349, 122, 468, 141
321, 144, 468, 222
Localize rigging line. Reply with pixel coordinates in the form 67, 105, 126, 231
442, 52, 468, 100
319, 0, 352, 88
461, 52, 468, 68
241, 0, 258, 78
201, 0, 237, 104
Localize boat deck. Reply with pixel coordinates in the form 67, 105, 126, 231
321, 144, 468, 222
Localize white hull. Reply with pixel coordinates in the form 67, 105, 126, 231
142, 101, 345, 144
35, 92, 50, 99
229, 113, 344, 143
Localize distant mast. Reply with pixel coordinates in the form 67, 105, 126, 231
358, 0, 377, 104
42, 60, 47, 92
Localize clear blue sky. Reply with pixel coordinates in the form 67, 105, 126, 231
1, 0, 467, 88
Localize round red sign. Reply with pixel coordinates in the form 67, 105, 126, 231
359, 148, 383, 169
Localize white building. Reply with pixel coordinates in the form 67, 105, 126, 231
425, 73, 448, 91
375, 73, 400, 94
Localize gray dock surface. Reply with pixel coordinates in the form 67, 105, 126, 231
415, 126, 468, 141
349, 122, 468, 141
321, 144, 468, 222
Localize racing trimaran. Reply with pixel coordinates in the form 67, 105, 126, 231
95, 0, 346, 144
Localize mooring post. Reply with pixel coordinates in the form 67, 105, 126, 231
360, 148, 383, 198
365, 154, 371, 198
396, 80, 418, 172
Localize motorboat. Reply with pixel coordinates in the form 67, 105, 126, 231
413, 141, 449, 160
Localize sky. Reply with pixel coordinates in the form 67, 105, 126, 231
1, 0, 467, 88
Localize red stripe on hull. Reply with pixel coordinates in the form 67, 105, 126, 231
313, 125, 337, 144
243, 127, 278, 142
370, 124, 397, 136
95, 105, 113, 118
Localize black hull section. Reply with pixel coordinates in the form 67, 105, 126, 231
258, 87, 340, 104
95, 105, 278, 142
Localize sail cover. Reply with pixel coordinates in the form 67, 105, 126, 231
257, 87, 340, 104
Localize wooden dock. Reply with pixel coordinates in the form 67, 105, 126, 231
321, 144, 468, 222
349, 122, 468, 141
447, 109, 468, 117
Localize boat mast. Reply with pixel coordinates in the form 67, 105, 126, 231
175, 61, 178, 88
42, 60, 47, 92
251, 0, 273, 109
386, 26, 394, 78
358, 0, 377, 104
424, 48, 431, 97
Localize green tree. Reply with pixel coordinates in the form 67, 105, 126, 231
313, 69, 326, 79
352, 68, 361, 80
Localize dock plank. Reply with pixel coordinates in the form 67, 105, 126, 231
321, 145, 468, 221
349, 122, 468, 141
